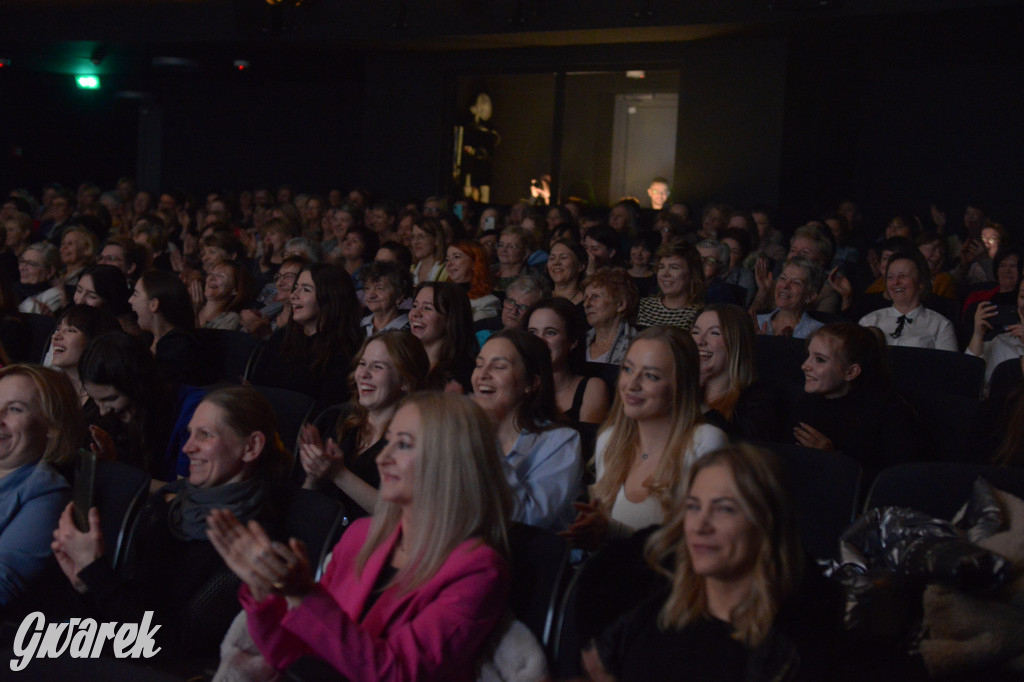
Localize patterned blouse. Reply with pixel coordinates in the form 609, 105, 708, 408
636, 297, 703, 331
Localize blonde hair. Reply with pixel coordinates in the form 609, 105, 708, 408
0, 364, 85, 465
645, 444, 803, 646
591, 327, 705, 518
356, 392, 512, 592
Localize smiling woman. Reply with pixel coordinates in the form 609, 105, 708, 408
51, 386, 292, 664
564, 327, 727, 549
299, 330, 429, 518
0, 364, 82, 612
208, 392, 512, 681
788, 322, 921, 478
583, 445, 843, 681
472, 329, 583, 530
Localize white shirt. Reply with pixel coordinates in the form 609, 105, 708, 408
966, 331, 1024, 392
470, 294, 500, 322
18, 286, 64, 315
594, 423, 728, 535
859, 304, 957, 352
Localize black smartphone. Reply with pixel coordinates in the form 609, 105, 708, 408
72, 449, 97, 533
991, 304, 1020, 329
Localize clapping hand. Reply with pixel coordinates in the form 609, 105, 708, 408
206, 509, 314, 604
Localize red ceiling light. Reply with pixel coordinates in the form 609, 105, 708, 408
233, 59, 251, 72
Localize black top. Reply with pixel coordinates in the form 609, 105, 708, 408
596, 562, 849, 682
786, 389, 921, 480
75, 483, 287, 662
250, 327, 352, 414
630, 274, 658, 299
564, 375, 592, 423
316, 407, 383, 519
154, 327, 202, 387
704, 380, 787, 444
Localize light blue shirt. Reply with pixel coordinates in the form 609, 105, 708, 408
755, 309, 825, 340
0, 461, 70, 605
503, 426, 582, 531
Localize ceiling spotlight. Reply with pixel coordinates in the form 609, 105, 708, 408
0, 58, 9, 69
76, 75, 101, 90
233, 59, 251, 72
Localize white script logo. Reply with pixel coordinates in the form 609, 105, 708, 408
10, 611, 161, 672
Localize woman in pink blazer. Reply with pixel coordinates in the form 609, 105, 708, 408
208, 392, 514, 680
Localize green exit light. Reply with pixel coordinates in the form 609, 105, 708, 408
76, 75, 100, 89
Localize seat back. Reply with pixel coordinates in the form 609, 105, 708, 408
194, 328, 263, 384
904, 389, 985, 463
760, 442, 863, 560
864, 462, 1024, 520
284, 487, 349, 581
508, 523, 571, 658
888, 346, 984, 400
584, 361, 620, 397
753, 334, 807, 398
251, 385, 316, 461
22, 313, 56, 363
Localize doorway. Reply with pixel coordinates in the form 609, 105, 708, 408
610, 93, 678, 203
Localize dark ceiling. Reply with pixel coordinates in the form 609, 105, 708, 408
1, 0, 1018, 78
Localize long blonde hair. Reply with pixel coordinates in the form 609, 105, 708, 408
591, 326, 705, 518
645, 444, 803, 646
356, 392, 512, 592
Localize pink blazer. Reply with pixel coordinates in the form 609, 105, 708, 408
240, 518, 509, 681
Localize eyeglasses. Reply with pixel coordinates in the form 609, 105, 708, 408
274, 271, 298, 283
982, 236, 1000, 245
18, 259, 44, 268
503, 299, 530, 315
497, 242, 524, 251
701, 256, 721, 266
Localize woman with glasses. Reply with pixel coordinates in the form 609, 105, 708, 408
493, 226, 534, 293
18, 242, 66, 315
240, 255, 308, 338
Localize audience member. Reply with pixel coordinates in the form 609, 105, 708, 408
583, 268, 639, 364
17, 242, 65, 315
693, 304, 784, 442
755, 257, 825, 339
209, 392, 512, 681
583, 444, 841, 681
300, 330, 429, 518
637, 238, 704, 331
0, 364, 81, 612
859, 251, 957, 351
565, 327, 728, 547
409, 281, 476, 393
472, 329, 583, 530
52, 386, 292, 662
526, 297, 611, 424
248, 263, 362, 412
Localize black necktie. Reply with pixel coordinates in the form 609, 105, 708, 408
891, 314, 913, 339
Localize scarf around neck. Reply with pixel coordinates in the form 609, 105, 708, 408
163, 477, 268, 541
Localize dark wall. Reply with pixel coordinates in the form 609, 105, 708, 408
779, 6, 1024, 235
4, 5, 1022, 230
0, 72, 138, 194
152, 62, 365, 195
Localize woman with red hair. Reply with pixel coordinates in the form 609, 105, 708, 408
446, 240, 500, 321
